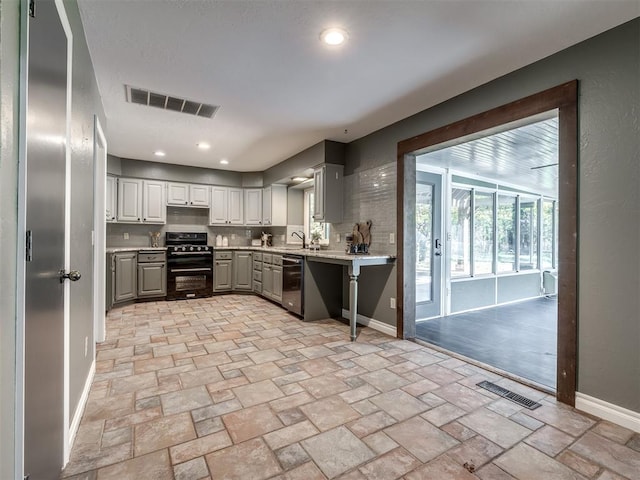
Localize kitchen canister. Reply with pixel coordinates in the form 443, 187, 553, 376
216, 234, 223, 247
222, 236, 229, 247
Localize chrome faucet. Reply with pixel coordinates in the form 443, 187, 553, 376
291, 231, 306, 249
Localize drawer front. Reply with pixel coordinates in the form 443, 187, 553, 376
262, 253, 273, 264
272, 255, 283, 266
254, 252, 262, 261
253, 259, 262, 271
253, 270, 262, 282
138, 251, 166, 263
215, 251, 232, 260
253, 280, 262, 293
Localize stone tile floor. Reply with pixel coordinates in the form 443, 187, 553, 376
62, 295, 640, 480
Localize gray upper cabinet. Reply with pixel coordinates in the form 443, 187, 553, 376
210, 186, 243, 225
106, 175, 117, 222
262, 184, 287, 226
244, 189, 263, 225
167, 182, 210, 207
313, 164, 343, 223
233, 251, 253, 290
117, 178, 166, 224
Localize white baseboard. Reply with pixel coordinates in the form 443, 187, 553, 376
575, 392, 640, 433
67, 360, 95, 462
342, 309, 397, 338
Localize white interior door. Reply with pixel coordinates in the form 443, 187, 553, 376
416, 171, 443, 319
24, 1, 70, 478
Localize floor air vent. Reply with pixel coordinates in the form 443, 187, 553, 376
125, 85, 219, 119
476, 381, 542, 410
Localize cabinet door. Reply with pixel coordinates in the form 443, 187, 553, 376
244, 189, 262, 225
313, 166, 325, 221
190, 184, 210, 207
114, 252, 137, 302
167, 182, 189, 206
214, 259, 232, 291
137, 262, 166, 297
143, 180, 166, 223
106, 176, 117, 222
233, 251, 253, 290
270, 184, 288, 226
262, 264, 273, 298
272, 265, 283, 303
262, 186, 272, 225
228, 188, 244, 224
210, 186, 228, 224
117, 178, 142, 222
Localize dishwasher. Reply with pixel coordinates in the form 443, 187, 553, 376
282, 255, 304, 316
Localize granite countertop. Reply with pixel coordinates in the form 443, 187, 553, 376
105, 245, 394, 261
106, 247, 167, 253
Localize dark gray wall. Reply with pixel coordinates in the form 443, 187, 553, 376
262, 140, 345, 186
0, 0, 22, 476
287, 189, 304, 225
114, 156, 243, 186
65, 0, 107, 426
344, 19, 640, 412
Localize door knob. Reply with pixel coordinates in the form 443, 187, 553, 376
59, 269, 81, 283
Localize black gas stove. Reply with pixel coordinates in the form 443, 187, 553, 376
166, 232, 213, 300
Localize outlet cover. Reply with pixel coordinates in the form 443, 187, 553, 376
124, 232, 129, 240
389, 233, 395, 244
390, 297, 396, 309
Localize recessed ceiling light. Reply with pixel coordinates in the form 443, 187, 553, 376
292, 177, 308, 182
154, 150, 166, 157
220, 159, 229, 165
197, 142, 210, 150
320, 28, 348, 46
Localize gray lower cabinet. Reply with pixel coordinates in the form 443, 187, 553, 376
261, 253, 282, 303
137, 251, 166, 298
113, 252, 137, 303
233, 251, 253, 291
214, 251, 232, 292
253, 252, 262, 293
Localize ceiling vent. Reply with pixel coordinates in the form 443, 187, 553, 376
125, 85, 219, 119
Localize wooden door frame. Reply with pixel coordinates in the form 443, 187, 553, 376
396, 81, 578, 406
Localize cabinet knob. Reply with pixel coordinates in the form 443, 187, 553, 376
138, 218, 141, 221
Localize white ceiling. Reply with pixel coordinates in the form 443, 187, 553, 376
77, 1, 639, 172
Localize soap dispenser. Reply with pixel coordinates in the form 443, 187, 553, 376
215, 234, 222, 247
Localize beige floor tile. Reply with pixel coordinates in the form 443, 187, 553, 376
591, 420, 636, 445
179, 366, 224, 388
82, 394, 135, 422
360, 369, 410, 392
404, 454, 479, 480
458, 407, 532, 449
432, 382, 494, 412
441, 421, 477, 442
301, 426, 376, 479
358, 447, 421, 480
241, 361, 287, 382
232, 378, 285, 407
272, 461, 327, 480
301, 395, 361, 431
476, 463, 517, 480
446, 435, 504, 470
362, 431, 399, 455
300, 374, 350, 399
274, 443, 310, 470
525, 403, 596, 436
247, 348, 286, 364
384, 416, 459, 462
110, 372, 157, 396
263, 420, 319, 450
134, 412, 196, 456
557, 450, 601, 478
298, 357, 340, 376
421, 402, 466, 427
134, 356, 175, 374
205, 437, 282, 480
96, 449, 172, 480
369, 389, 430, 421
570, 431, 640, 479
222, 403, 284, 443
495, 443, 586, 480
160, 385, 212, 415
169, 430, 232, 464
173, 456, 209, 480
524, 425, 575, 457
350, 353, 394, 372
347, 411, 397, 438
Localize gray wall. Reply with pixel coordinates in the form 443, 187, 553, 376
0, 1, 22, 476
287, 189, 304, 225
65, 0, 107, 428
344, 19, 639, 412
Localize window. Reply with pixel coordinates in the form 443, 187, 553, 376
416, 182, 434, 302
541, 199, 557, 269
304, 188, 329, 242
450, 188, 471, 277
474, 192, 494, 275
519, 198, 538, 270
497, 195, 516, 272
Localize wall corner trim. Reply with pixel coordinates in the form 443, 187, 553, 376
66, 360, 96, 465
341, 309, 397, 338
575, 392, 640, 433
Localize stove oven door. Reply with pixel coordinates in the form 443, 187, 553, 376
167, 251, 213, 298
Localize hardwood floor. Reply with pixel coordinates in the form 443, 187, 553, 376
415, 297, 557, 389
